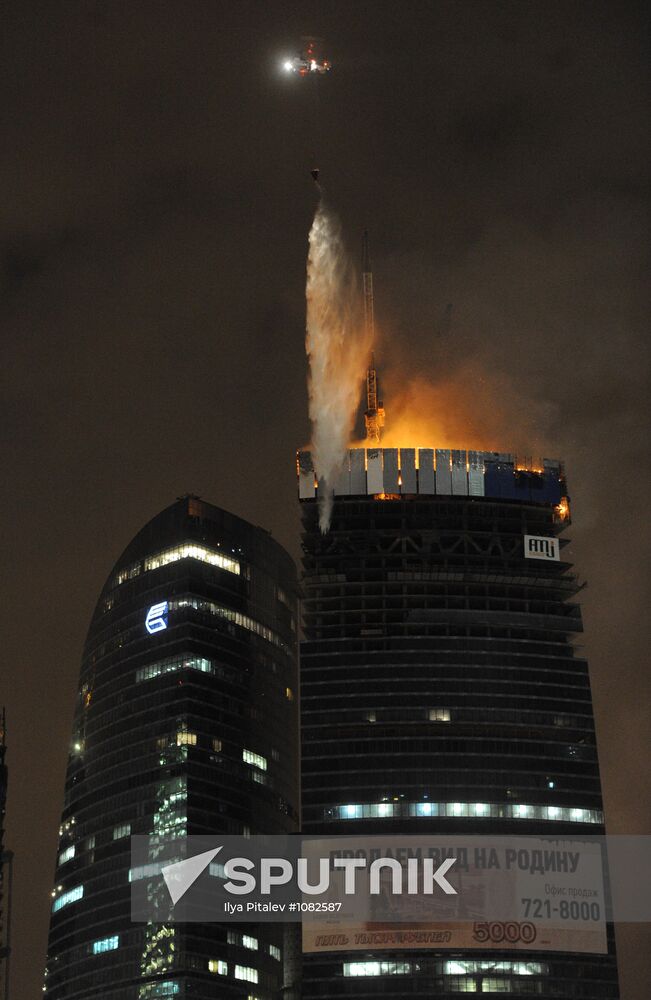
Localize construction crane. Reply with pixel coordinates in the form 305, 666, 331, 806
362, 231, 385, 443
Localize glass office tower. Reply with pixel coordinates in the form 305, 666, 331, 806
45, 496, 299, 1000
298, 447, 619, 999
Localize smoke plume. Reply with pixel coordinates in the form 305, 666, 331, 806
378, 364, 557, 460
305, 199, 372, 532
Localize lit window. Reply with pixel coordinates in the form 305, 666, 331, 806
170, 597, 285, 650
331, 802, 603, 824
444, 960, 545, 975
285, 687, 294, 701
269, 944, 281, 961
113, 823, 131, 839
243, 749, 267, 771
52, 885, 83, 912
136, 655, 215, 683
429, 708, 451, 722
129, 861, 177, 883
176, 730, 197, 747
92, 935, 119, 954
212, 738, 223, 752
113, 544, 241, 590
343, 961, 417, 976
145, 543, 240, 575
208, 959, 228, 975
480, 978, 512, 992
58, 845, 75, 866
138, 982, 180, 998
235, 965, 259, 983
365, 711, 376, 722
242, 935, 258, 951
58, 817, 75, 837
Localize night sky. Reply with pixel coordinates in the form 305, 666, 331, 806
1, 2, 649, 997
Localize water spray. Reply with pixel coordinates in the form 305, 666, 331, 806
305, 198, 373, 532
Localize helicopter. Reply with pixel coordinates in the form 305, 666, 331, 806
283, 37, 331, 76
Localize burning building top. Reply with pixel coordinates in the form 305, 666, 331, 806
297, 446, 568, 512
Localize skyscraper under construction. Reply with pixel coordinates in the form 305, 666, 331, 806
297, 442, 619, 998
45, 496, 299, 1000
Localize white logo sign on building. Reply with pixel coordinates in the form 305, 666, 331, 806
524, 535, 560, 561
145, 601, 169, 634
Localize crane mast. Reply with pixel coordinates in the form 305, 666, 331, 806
363, 231, 385, 443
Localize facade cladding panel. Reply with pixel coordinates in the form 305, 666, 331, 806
45, 497, 299, 1000
299, 451, 619, 999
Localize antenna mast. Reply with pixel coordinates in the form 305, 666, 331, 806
363, 232, 385, 443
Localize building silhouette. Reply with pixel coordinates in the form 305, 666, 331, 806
0, 709, 11, 1000
45, 496, 299, 1000
298, 446, 619, 998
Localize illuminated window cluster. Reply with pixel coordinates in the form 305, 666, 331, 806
171, 598, 285, 649
208, 959, 228, 975
235, 965, 259, 983
52, 884, 83, 912
330, 802, 603, 824
344, 961, 418, 977
57, 845, 75, 866
227, 931, 259, 950
429, 708, 451, 722
59, 817, 76, 837
450, 978, 513, 992
113, 544, 241, 589
130, 861, 184, 883
242, 749, 267, 771
138, 982, 180, 998
444, 960, 546, 976
140, 924, 176, 977
151, 777, 187, 837
113, 822, 131, 839
176, 730, 197, 747
92, 935, 119, 954
136, 655, 214, 683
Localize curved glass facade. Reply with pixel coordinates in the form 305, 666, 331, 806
300, 485, 619, 998
45, 496, 299, 1000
